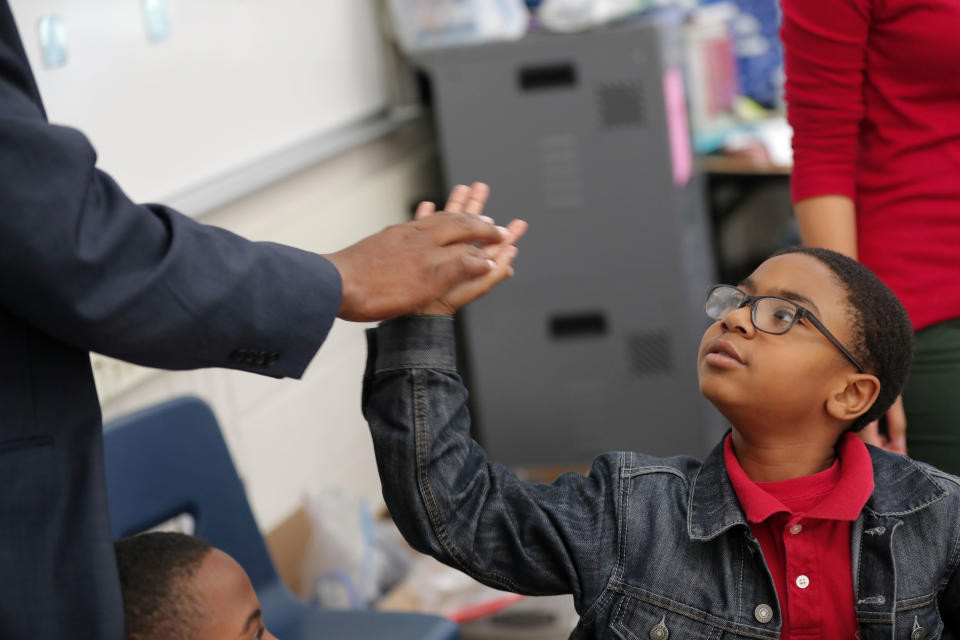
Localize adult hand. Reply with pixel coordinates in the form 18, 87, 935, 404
324, 201, 511, 322
859, 395, 907, 455
414, 183, 527, 315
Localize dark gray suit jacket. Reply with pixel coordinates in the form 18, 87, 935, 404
0, 3, 341, 637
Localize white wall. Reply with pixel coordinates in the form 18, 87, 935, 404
99, 121, 441, 532
9, 0, 391, 203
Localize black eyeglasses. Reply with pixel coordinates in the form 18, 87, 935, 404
705, 285, 865, 373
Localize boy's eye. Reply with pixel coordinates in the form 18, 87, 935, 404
769, 306, 795, 326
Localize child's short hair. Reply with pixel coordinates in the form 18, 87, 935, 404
114, 531, 213, 640
773, 246, 914, 430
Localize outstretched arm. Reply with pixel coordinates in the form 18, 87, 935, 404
363, 315, 622, 610
0, 7, 508, 377
363, 184, 619, 609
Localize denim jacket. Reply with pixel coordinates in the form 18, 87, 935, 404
363, 316, 960, 639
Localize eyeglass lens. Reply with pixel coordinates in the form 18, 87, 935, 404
705, 287, 741, 320
705, 287, 800, 335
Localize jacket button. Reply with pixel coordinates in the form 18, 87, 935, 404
912, 616, 927, 640
649, 616, 669, 640
754, 604, 773, 623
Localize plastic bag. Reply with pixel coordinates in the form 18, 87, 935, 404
301, 490, 411, 609
387, 0, 529, 53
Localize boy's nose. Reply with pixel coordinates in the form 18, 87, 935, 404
721, 304, 755, 336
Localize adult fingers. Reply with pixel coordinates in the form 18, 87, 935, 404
416, 211, 506, 246
885, 396, 908, 455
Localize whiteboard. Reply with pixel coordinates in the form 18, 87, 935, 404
9, 0, 392, 204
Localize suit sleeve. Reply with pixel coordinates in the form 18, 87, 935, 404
781, 0, 871, 204
0, 9, 339, 378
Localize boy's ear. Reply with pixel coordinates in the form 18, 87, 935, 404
826, 374, 881, 422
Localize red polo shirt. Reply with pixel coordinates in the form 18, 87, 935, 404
724, 433, 875, 639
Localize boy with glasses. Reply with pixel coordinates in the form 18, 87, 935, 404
362, 185, 959, 639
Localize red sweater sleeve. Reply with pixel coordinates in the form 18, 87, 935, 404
781, 0, 871, 204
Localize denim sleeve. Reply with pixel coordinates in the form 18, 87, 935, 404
363, 315, 622, 612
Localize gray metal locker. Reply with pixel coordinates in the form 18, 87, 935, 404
424, 18, 727, 466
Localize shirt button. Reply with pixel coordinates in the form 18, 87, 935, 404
789, 524, 803, 535
796, 575, 810, 589
754, 604, 773, 623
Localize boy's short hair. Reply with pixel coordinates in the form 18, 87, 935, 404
114, 532, 213, 640
773, 246, 914, 430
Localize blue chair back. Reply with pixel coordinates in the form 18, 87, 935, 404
103, 396, 460, 640
103, 396, 304, 635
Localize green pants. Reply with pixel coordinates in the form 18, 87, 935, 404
903, 318, 960, 475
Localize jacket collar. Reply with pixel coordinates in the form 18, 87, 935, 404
863, 445, 948, 516
687, 437, 948, 540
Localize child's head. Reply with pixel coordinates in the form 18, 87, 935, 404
697, 247, 913, 438
114, 532, 276, 640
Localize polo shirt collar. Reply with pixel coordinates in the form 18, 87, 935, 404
723, 432, 874, 524
687, 431, 950, 540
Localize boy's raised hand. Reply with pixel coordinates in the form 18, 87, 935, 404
414, 183, 527, 315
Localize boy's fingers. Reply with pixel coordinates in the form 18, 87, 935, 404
463, 182, 490, 215
503, 219, 528, 244
475, 219, 529, 253
444, 184, 471, 213
445, 246, 519, 308
415, 201, 436, 219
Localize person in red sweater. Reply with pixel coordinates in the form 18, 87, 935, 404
781, 0, 960, 472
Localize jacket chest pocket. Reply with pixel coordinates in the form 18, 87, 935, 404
610, 594, 725, 640
893, 599, 943, 640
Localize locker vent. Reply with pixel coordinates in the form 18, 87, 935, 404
597, 82, 645, 128
627, 331, 671, 376
537, 133, 583, 210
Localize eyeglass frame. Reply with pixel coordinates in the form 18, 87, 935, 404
705, 285, 866, 373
